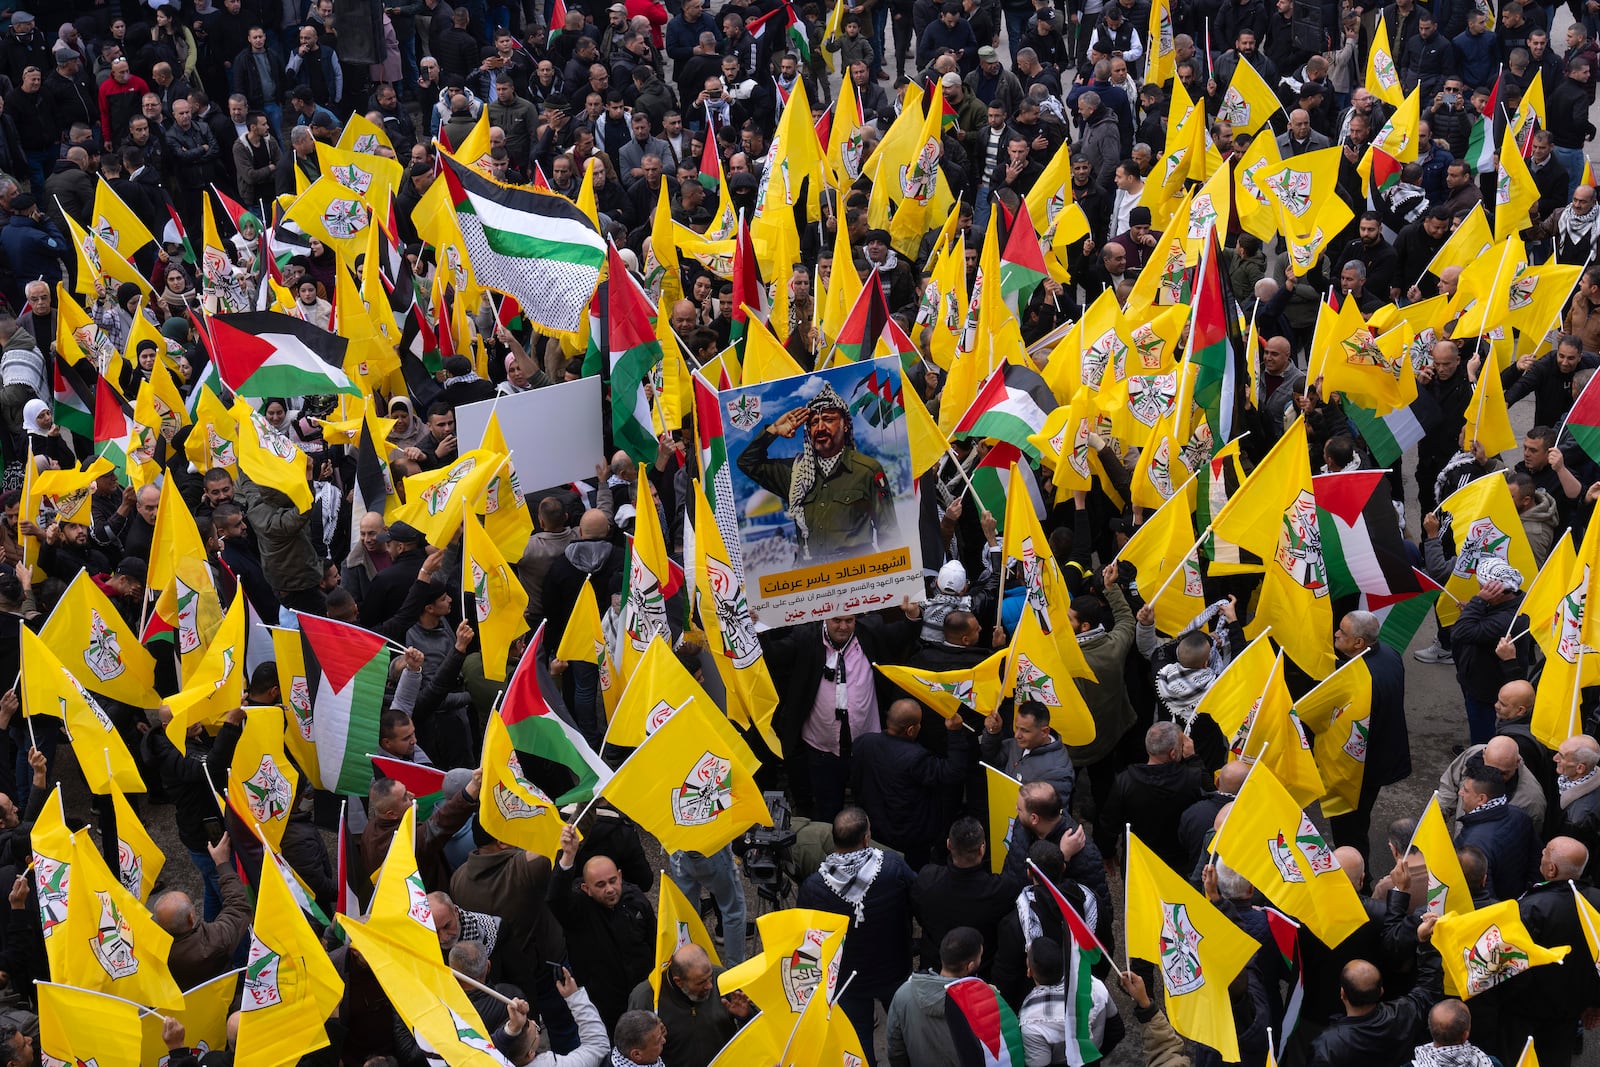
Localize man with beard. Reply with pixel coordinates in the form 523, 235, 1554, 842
626, 945, 751, 1065
737, 382, 899, 563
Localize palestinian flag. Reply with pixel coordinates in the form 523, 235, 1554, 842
52, 358, 94, 440
1341, 390, 1442, 467
1315, 470, 1442, 650
1262, 907, 1304, 1055
999, 199, 1049, 316
1464, 115, 1496, 174
369, 754, 448, 817
970, 443, 1037, 533
164, 204, 196, 266
953, 364, 1056, 459
352, 418, 394, 521
1365, 146, 1401, 205
1196, 437, 1262, 574
439, 154, 604, 334
748, 2, 809, 62
499, 622, 612, 805
730, 215, 768, 354
209, 311, 358, 397
1565, 364, 1600, 465
93, 373, 136, 481
581, 286, 607, 378
609, 244, 664, 464
1188, 231, 1247, 452
269, 208, 313, 267
834, 272, 893, 363
497, 294, 525, 333
294, 614, 390, 796
699, 118, 724, 192
693, 370, 745, 584
210, 185, 252, 236
945, 976, 1026, 1067
849, 368, 905, 428
1027, 860, 1106, 1066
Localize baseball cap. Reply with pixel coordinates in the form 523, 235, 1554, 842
386, 520, 424, 543
940, 71, 961, 88
115, 558, 147, 584
977, 45, 997, 61
10, 11, 33, 25
936, 560, 968, 594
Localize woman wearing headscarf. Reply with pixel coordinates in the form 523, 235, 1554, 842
386, 395, 431, 456
21, 400, 75, 471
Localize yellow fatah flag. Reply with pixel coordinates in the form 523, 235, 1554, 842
463, 509, 530, 683
1117, 485, 1204, 635
39, 572, 159, 710
91, 177, 156, 255
32, 787, 73, 976
1372, 87, 1421, 162
1436, 473, 1539, 626
65, 212, 153, 300
1213, 762, 1370, 947
1312, 295, 1416, 413
717, 908, 848, 1018
1427, 204, 1495, 278
1233, 652, 1324, 807
334, 259, 399, 396
1432, 898, 1569, 998
649, 872, 721, 1004
1464, 358, 1518, 458
742, 310, 806, 383
554, 577, 621, 725
1368, 16, 1405, 105
33, 457, 111, 527
885, 86, 950, 256
707, 1012, 786, 1065
927, 233, 967, 370
691, 481, 782, 754
1530, 527, 1592, 749
1215, 56, 1280, 137
1506, 262, 1583, 338
1004, 600, 1097, 747
1125, 832, 1259, 1061
877, 652, 1005, 723
150, 473, 223, 676
1211, 417, 1305, 560
1572, 885, 1600, 974
1523, 530, 1576, 654
139, 972, 237, 1066
479, 411, 533, 560
1293, 654, 1373, 817
1449, 237, 1521, 338
1283, 195, 1355, 276
107, 777, 164, 901
1494, 121, 1539, 244
1147, 0, 1175, 88
1180, 163, 1233, 258
164, 591, 248, 747
228, 703, 299, 850
285, 176, 377, 259
236, 831, 343, 1065
601, 700, 772, 854
38, 982, 144, 1067
903, 376, 949, 478
60, 831, 184, 1009
1260, 147, 1344, 239
1235, 132, 1284, 241
984, 763, 1021, 875
478, 709, 564, 858
56, 286, 119, 379
231, 397, 312, 512
1411, 794, 1475, 918
338, 110, 395, 155
820, 210, 864, 347
393, 449, 508, 548
608, 637, 758, 771
1001, 463, 1096, 681
186, 386, 239, 477
1195, 631, 1276, 744
317, 141, 404, 204
363, 805, 439, 952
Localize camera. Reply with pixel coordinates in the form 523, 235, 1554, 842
732, 791, 797, 904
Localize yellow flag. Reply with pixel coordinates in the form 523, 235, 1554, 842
337, 110, 395, 155
150, 473, 223, 675
1233, 651, 1324, 807
463, 510, 530, 683
1367, 18, 1405, 104
237, 831, 343, 1065
1531, 521, 1592, 748
1312, 297, 1416, 413
480, 410, 533, 560
877, 652, 1006, 722
61, 831, 184, 1009
478, 709, 564, 858
984, 763, 1020, 876
1436, 473, 1539, 626
927, 233, 967, 370
1215, 56, 1280, 137
270, 626, 322, 791
1147, 0, 1175, 89
1004, 599, 1097, 747
283, 176, 376, 259
1372, 87, 1421, 162
32, 786, 74, 977
1213, 762, 1370, 947
1260, 147, 1344, 238
607, 637, 757, 769
601, 700, 772, 854
717, 908, 848, 1018
334, 258, 398, 396
1432, 898, 1569, 998
363, 805, 439, 955
228, 704, 299, 850
742, 313, 807, 383
232, 397, 313, 512
107, 776, 164, 901
1428, 204, 1495, 277
316, 141, 404, 204
186, 386, 239, 477
691, 480, 782, 755
1464, 358, 1518, 457
1117, 483, 1203, 635
393, 449, 508, 548
38, 572, 160, 711
1523, 530, 1576, 653
707, 1010, 787, 1065
1494, 120, 1539, 244
1235, 132, 1284, 241
91, 177, 156, 255
903, 378, 949, 478
1411, 794, 1475, 918
1195, 632, 1276, 745
165, 591, 247, 746
1293, 654, 1373, 816
39, 982, 144, 1067
1573, 884, 1600, 973
139, 972, 238, 1066
649, 872, 721, 1004
1001, 462, 1096, 680
820, 210, 864, 347
33, 458, 110, 527
1283, 194, 1354, 276
553, 577, 621, 724
1126, 831, 1259, 1060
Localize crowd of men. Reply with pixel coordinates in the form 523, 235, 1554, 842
0, 0, 1598, 1063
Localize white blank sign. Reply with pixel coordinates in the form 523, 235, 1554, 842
454, 375, 605, 493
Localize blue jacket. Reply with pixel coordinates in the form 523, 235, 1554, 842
665, 12, 719, 65
1450, 28, 1499, 92
0, 214, 66, 287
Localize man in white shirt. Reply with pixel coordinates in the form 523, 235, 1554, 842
1109, 160, 1143, 241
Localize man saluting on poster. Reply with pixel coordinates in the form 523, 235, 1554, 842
738, 383, 900, 562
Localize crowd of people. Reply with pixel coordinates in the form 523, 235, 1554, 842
0, 0, 1597, 1063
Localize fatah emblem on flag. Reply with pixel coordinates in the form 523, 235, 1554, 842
1068, 419, 1092, 479
288, 676, 314, 740
1159, 902, 1205, 994
35, 856, 67, 937
353, 133, 380, 153
1268, 169, 1314, 217
1275, 491, 1329, 596
645, 700, 677, 735
405, 872, 434, 929
1289, 228, 1327, 271
1147, 437, 1178, 498
421, 457, 476, 515
671, 751, 734, 828
448, 1007, 499, 1053
84, 610, 127, 683
1269, 832, 1308, 883
898, 136, 940, 201
92, 217, 119, 248
1424, 869, 1450, 917
840, 132, 865, 180
91, 891, 139, 979
208, 427, 237, 468
707, 555, 761, 667
1082, 329, 1127, 389
1340, 328, 1387, 370
1508, 274, 1538, 312
1240, 158, 1269, 205
1296, 815, 1337, 873
726, 395, 762, 431
1343, 716, 1370, 761
1465, 924, 1532, 994
1448, 516, 1511, 579
1013, 654, 1059, 706
625, 560, 668, 650
116, 839, 142, 897
1181, 557, 1204, 597
245, 755, 293, 825
244, 934, 283, 1009
1128, 374, 1178, 427
1374, 49, 1399, 88
175, 580, 201, 654
322, 197, 371, 239
1161, 147, 1185, 187
1217, 87, 1250, 127
493, 754, 550, 820
253, 413, 302, 462
780, 928, 828, 1011
1496, 165, 1513, 206
66, 673, 115, 733
331, 163, 375, 196
471, 561, 490, 623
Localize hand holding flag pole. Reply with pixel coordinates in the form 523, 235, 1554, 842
581, 694, 697, 825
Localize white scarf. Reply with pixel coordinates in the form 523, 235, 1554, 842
819, 847, 883, 923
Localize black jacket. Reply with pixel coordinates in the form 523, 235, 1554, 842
1451, 592, 1528, 704
911, 861, 1020, 973
1455, 800, 1538, 900
1502, 349, 1600, 427
541, 537, 625, 650
358, 548, 427, 629
1547, 76, 1596, 150
1508, 880, 1600, 1024
1098, 758, 1209, 871
546, 858, 655, 1032
1362, 642, 1412, 788
849, 728, 972, 853
1308, 942, 1444, 1067
797, 848, 917, 993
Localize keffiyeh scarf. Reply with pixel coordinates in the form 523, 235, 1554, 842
1016, 883, 1098, 949
820, 847, 883, 923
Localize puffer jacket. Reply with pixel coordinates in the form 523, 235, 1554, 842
235, 473, 322, 596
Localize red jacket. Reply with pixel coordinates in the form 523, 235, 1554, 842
98, 74, 151, 142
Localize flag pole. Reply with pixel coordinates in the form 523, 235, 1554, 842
579, 694, 696, 826
1111, 470, 1201, 566
451, 966, 516, 1005
1140, 523, 1215, 611
1026, 857, 1124, 978
1122, 822, 1133, 975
